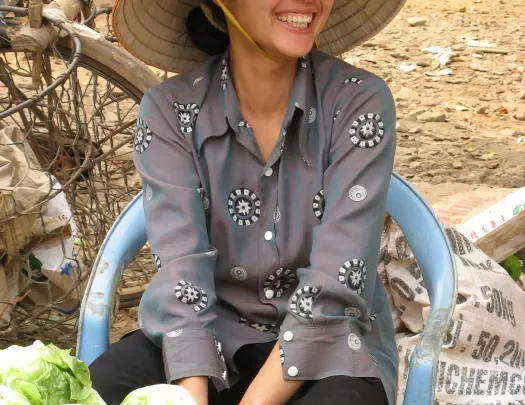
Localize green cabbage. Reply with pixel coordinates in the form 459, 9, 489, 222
0, 385, 33, 405
0, 341, 105, 405
0, 341, 198, 405
121, 385, 197, 405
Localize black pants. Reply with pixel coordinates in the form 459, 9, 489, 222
89, 330, 387, 405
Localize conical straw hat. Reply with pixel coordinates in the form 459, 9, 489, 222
113, 0, 407, 74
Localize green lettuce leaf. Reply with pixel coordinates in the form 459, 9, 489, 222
0, 385, 33, 405
500, 255, 523, 281
0, 341, 105, 405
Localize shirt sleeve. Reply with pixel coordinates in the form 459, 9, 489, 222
133, 86, 228, 389
279, 75, 396, 381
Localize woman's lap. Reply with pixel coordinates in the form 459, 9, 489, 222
294, 376, 387, 405
89, 330, 167, 405
88, 330, 386, 405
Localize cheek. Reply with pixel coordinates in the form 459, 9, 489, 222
322, 0, 336, 10
235, 2, 272, 30
317, 12, 331, 33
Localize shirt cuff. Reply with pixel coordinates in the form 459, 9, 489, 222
278, 321, 378, 381
162, 327, 230, 391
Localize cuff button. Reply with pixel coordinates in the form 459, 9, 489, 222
288, 366, 298, 377
283, 331, 294, 342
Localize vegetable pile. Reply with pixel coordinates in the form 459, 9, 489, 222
0, 341, 104, 405
0, 341, 196, 405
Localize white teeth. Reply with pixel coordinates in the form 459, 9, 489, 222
277, 14, 313, 27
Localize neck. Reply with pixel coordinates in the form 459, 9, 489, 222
228, 35, 297, 120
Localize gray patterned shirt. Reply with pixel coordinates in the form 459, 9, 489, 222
133, 49, 398, 405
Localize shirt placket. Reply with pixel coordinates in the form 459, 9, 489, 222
232, 119, 285, 331
256, 111, 299, 329
257, 155, 281, 327
255, 58, 310, 325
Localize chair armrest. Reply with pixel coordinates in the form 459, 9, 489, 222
76, 191, 147, 365
387, 173, 457, 405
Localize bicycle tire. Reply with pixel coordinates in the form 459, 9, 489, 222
1, 35, 159, 308
56, 34, 160, 100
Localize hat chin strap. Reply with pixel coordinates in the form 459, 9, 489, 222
214, 0, 281, 62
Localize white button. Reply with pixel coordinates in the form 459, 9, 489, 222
264, 168, 273, 177
283, 331, 294, 342
349, 185, 367, 202
264, 231, 273, 241
348, 333, 362, 350
288, 366, 298, 377
265, 289, 275, 299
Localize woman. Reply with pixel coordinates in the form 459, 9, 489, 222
90, 0, 406, 404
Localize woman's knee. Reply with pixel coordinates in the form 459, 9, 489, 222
293, 376, 387, 405
89, 330, 166, 405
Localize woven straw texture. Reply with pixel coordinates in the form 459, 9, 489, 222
113, 0, 407, 73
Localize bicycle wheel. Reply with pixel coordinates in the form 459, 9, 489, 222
55, 39, 160, 308
0, 34, 159, 346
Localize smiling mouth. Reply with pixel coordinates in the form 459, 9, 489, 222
276, 13, 314, 29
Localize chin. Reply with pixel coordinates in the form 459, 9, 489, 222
276, 41, 315, 59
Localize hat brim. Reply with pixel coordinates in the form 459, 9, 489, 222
113, 0, 407, 74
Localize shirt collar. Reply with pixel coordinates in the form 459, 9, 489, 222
193, 55, 230, 154
290, 55, 309, 114
194, 49, 312, 158
288, 55, 312, 166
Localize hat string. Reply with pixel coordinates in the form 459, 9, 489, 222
213, 0, 281, 62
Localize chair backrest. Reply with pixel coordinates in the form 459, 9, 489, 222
76, 190, 147, 364
386, 174, 457, 404
76, 172, 457, 405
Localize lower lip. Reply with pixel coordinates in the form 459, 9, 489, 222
276, 18, 314, 35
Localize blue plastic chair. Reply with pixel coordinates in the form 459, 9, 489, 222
76, 172, 457, 405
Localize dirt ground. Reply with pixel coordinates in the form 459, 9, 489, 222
344, 0, 524, 190
101, 0, 525, 339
